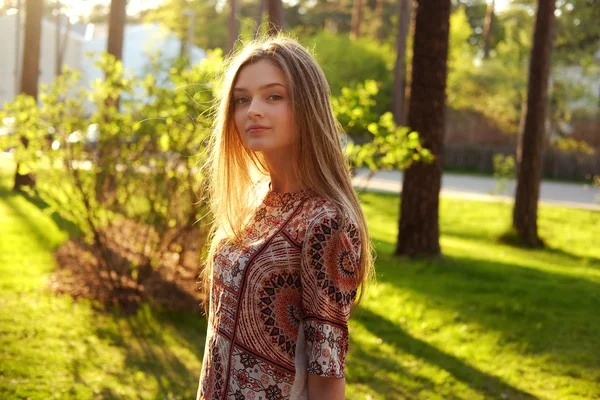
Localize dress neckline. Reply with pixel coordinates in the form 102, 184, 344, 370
262, 187, 316, 207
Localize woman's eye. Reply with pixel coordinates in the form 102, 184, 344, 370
268, 94, 283, 101
234, 97, 248, 105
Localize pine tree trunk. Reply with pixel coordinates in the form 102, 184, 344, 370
350, 0, 363, 39
374, 0, 385, 43
254, 0, 264, 39
14, 0, 43, 192
267, 0, 284, 36
98, 0, 127, 204
395, 0, 451, 257
228, 0, 238, 53
392, 0, 412, 127
512, 0, 556, 247
482, 0, 495, 59
107, 0, 126, 61
403, 0, 417, 125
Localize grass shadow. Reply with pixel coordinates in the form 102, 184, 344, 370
354, 307, 539, 400
0, 185, 81, 242
93, 305, 208, 399
374, 249, 600, 373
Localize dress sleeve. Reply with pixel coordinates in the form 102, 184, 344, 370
301, 209, 362, 378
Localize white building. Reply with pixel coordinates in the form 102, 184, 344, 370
0, 13, 206, 108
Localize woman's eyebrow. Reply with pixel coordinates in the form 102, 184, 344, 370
233, 83, 286, 92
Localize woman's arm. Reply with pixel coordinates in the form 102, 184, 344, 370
307, 374, 345, 400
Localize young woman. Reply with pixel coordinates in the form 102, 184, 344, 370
197, 36, 374, 400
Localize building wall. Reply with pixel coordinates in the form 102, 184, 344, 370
0, 14, 86, 107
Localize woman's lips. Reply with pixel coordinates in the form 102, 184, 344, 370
247, 127, 270, 134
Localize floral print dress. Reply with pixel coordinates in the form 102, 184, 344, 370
196, 188, 362, 400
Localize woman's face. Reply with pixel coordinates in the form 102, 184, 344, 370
233, 59, 296, 158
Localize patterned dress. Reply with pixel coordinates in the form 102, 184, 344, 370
197, 188, 362, 400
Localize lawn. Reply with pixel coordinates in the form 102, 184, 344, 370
1, 161, 599, 399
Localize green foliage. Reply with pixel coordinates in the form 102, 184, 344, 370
329, 79, 432, 175
551, 137, 595, 155
447, 8, 527, 134
345, 111, 433, 174
143, 0, 228, 51
456, 0, 506, 56
491, 154, 516, 195
331, 80, 381, 141
0, 51, 223, 297
304, 32, 394, 96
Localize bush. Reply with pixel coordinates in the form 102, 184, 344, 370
302, 32, 394, 123
303, 32, 394, 96
0, 51, 223, 309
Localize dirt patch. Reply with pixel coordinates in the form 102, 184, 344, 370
47, 219, 207, 314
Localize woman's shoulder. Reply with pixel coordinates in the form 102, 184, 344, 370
300, 194, 359, 236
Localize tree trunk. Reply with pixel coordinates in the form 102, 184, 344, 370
482, 0, 495, 59
403, 0, 417, 126
395, 0, 451, 257
20, 0, 42, 99
350, 0, 363, 39
55, 1, 61, 76
228, 0, 238, 53
392, 0, 412, 127
266, 0, 284, 36
512, 0, 556, 247
58, 15, 71, 75
254, 0, 264, 39
98, 0, 127, 203
107, 0, 126, 61
14, 0, 43, 192
374, 0, 385, 43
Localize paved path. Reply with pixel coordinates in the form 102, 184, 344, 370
2, 152, 597, 211
352, 168, 600, 211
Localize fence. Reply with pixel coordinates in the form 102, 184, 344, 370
443, 144, 600, 181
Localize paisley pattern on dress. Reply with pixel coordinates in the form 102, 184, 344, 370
197, 188, 361, 400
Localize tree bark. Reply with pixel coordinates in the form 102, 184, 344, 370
254, 0, 264, 39
392, 0, 412, 127
14, 0, 43, 192
350, 0, 363, 39
228, 0, 238, 53
512, 0, 556, 247
482, 0, 495, 59
107, 0, 126, 61
403, 0, 417, 126
266, 0, 284, 36
374, 0, 385, 42
20, 0, 42, 99
395, 0, 451, 257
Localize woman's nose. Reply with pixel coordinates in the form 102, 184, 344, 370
247, 99, 263, 118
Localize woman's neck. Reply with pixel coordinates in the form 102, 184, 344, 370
263, 151, 304, 193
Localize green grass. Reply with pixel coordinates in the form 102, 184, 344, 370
347, 192, 600, 400
1, 159, 599, 399
0, 164, 206, 400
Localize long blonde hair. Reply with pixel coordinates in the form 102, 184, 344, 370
200, 35, 374, 312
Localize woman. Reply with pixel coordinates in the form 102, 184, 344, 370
197, 36, 374, 400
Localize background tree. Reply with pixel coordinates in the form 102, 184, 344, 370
107, 0, 126, 61
143, 0, 227, 50
254, 0, 264, 38
511, 0, 600, 64
228, 0, 239, 53
395, 0, 451, 257
482, 0, 495, 58
392, 0, 412, 126
350, 0, 363, 39
267, 0, 284, 35
13, 0, 43, 192
512, 0, 556, 247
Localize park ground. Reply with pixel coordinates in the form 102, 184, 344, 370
1, 162, 599, 399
